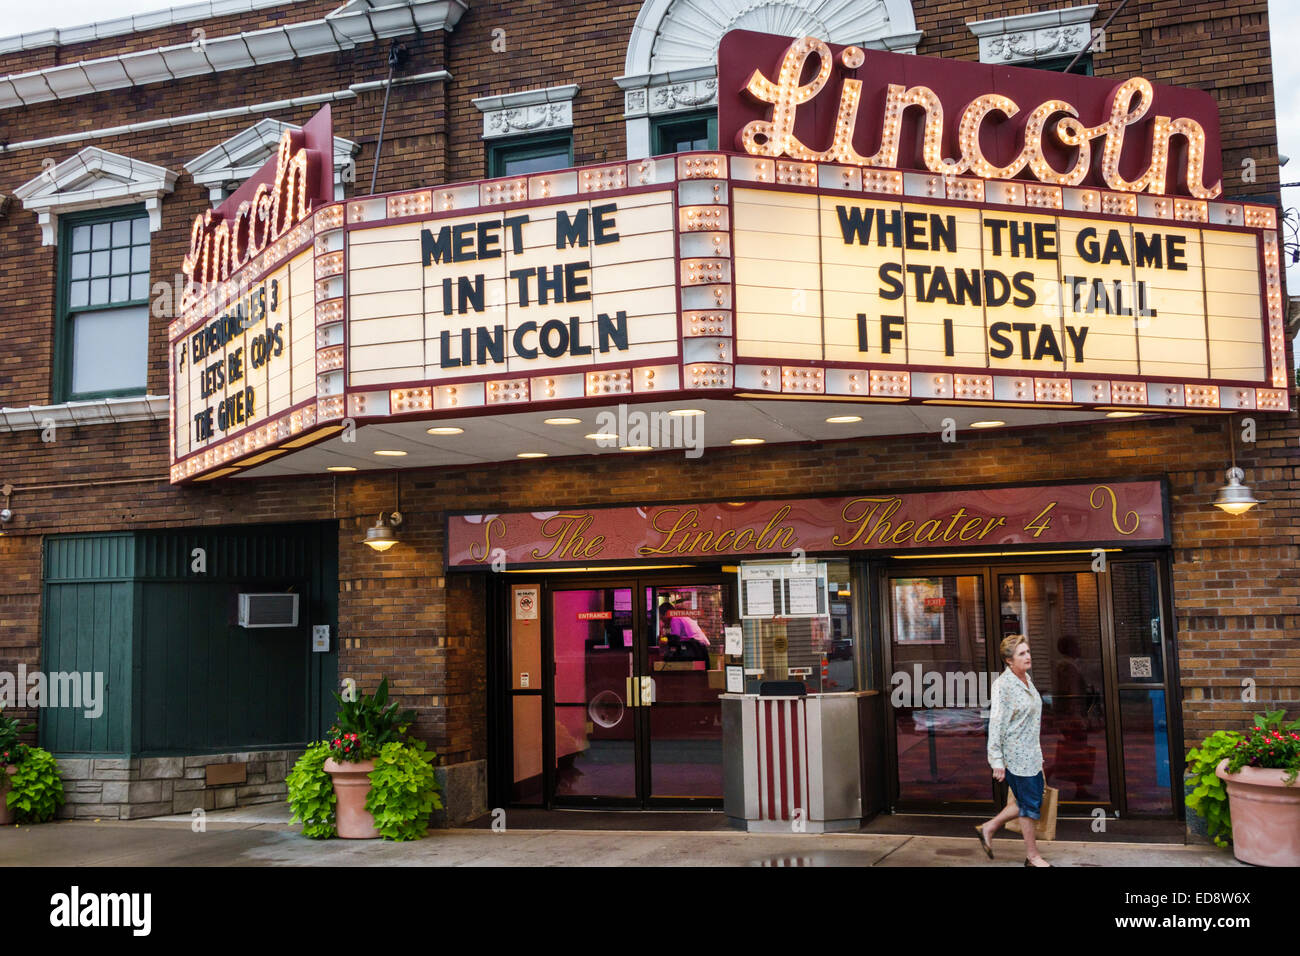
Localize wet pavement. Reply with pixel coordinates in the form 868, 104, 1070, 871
0, 804, 1241, 867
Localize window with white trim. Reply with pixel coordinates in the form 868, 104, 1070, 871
58, 206, 152, 400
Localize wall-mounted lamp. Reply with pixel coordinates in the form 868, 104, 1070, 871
1212, 468, 1259, 515
1212, 418, 1260, 515
364, 511, 402, 552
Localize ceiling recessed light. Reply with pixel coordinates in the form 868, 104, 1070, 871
373, 449, 408, 456
543, 417, 582, 425
427, 426, 464, 435
517, 452, 548, 459
969, 421, 1006, 429
668, 408, 706, 416
620, 445, 654, 452
826, 415, 862, 423
1106, 411, 1143, 419
585, 432, 619, 440
326, 466, 357, 472
731, 437, 765, 445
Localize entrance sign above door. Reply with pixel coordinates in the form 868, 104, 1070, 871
168, 35, 1287, 485
448, 479, 1167, 568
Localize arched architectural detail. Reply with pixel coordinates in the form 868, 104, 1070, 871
617, 0, 921, 158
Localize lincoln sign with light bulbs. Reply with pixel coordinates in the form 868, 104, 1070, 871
167, 30, 1289, 483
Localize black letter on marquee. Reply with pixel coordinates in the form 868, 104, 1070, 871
422, 226, 454, 266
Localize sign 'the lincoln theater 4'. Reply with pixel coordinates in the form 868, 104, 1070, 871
168, 34, 1290, 483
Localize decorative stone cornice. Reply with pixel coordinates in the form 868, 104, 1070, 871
185, 118, 360, 203
13, 147, 178, 246
472, 84, 579, 140
967, 4, 1098, 66
0, 395, 169, 433
0, 0, 469, 111
618, 66, 718, 119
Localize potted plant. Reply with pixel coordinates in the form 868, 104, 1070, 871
1185, 727, 1244, 847
0, 707, 65, 825
286, 677, 443, 840
1214, 709, 1300, 867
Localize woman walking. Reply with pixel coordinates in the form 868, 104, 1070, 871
975, 634, 1052, 867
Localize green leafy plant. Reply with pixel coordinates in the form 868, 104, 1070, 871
1226, 709, 1300, 782
1186, 729, 1241, 847
329, 677, 416, 762
5, 746, 64, 823
365, 739, 443, 841
0, 707, 36, 767
286, 741, 337, 839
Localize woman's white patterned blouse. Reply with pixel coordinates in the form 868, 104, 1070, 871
987, 667, 1043, 776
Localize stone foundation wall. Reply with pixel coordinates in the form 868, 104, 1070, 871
432, 759, 488, 828
56, 750, 302, 820
56, 752, 486, 827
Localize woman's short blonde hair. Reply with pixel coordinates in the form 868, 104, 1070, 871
999, 634, 1028, 662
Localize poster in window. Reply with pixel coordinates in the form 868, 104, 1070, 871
893, 578, 946, 644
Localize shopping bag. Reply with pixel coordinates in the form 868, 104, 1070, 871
1004, 779, 1059, 841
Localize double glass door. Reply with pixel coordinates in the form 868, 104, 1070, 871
547, 577, 734, 806
885, 559, 1175, 816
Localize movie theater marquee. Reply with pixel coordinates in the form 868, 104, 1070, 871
168, 34, 1290, 483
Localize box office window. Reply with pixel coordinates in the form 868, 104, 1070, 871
489, 134, 572, 179
739, 559, 859, 694
57, 207, 151, 401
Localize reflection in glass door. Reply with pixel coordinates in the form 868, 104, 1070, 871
552, 587, 636, 800
645, 584, 733, 800
890, 575, 990, 805
997, 572, 1110, 807
546, 579, 732, 806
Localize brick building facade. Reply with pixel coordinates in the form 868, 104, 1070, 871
0, 0, 1294, 828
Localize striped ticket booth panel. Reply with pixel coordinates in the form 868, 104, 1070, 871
722, 693, 863, 833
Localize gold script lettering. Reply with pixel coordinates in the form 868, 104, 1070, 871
1089, 485, 1141, 536
468, 517, 506, 562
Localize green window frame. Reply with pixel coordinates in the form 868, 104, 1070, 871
652, 111, 718, 155
1033, 53, 1093, 75
54, 205, 153, 402
488, 134, 573, 179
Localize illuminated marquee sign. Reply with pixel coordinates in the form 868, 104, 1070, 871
169, 43, 1288, 484
718, 31, 1223, 198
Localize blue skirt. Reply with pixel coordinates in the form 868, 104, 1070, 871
1006, 769, 1044, 819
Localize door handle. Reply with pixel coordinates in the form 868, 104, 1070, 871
626, 676, 637, 707
641, 676, 655, 705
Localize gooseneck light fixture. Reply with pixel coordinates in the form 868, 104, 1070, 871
364, 512, 403, 551
1212, 417, 1261, 516
364, 473, 404, 551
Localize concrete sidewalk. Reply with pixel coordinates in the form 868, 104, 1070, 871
0, 805, 1241, 866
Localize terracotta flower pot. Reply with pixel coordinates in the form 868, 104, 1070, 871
0, 764, 16, 826
1216, 758, 1300, 867
323, 757, 379, 839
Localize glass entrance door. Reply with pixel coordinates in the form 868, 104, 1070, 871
997, 571, 1110, 807
644, 584, 732, 800
884, 560, 1159, 815
552, 586, 638, 801
546, 577, 733, 807
889, 574, 992, 807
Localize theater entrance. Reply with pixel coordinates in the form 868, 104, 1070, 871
502, 572, 736, 808
882, 554, 1180, 817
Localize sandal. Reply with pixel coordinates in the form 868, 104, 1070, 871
974, 825, 994, 860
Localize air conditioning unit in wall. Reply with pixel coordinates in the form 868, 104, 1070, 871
237, 593, 300, 628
